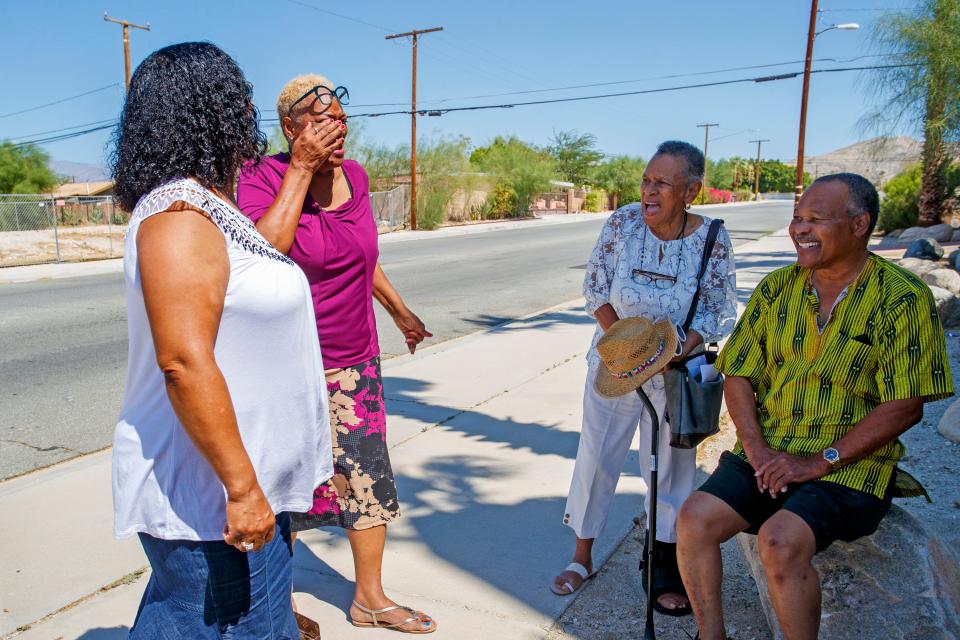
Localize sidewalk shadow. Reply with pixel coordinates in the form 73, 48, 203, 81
293, 312, 645, 624
75, 627, 129, 639
383, 375, 595, 461
462, 308, 594, 332
734, 252, 796, 272
294, 455, 645, 622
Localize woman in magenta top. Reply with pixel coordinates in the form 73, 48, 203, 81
237, 74, 435, 635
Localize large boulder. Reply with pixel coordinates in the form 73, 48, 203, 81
898, 257, 940, 277
737, 505, 960, 639
905, 238, 946, 260
949, 250, 960, 271
924, 269, 960, 295
939, 399, 960, 443
929, 285, 960, 328
900, 224, 955, 243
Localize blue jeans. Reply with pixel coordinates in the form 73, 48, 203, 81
130, 513, 299, 639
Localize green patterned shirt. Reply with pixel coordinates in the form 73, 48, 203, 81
716, 254, 954, 498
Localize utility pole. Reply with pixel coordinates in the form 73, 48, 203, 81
795, 0, 819, 205
103, 13, 151, 92
696, 123, 719, 204
749, 139, 770, 201
385, 26, 443, 231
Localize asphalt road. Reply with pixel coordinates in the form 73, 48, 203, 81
0, 201, 792, 480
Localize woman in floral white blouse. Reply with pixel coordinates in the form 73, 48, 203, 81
552, 141, 737, 617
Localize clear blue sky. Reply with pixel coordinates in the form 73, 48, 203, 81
0, 0, 915, 170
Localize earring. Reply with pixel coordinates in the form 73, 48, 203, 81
684, 202, 692, 212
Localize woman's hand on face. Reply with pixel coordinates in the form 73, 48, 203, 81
289, 118, 344, 174
393, 309, 432, 354
222, 484, 276, 553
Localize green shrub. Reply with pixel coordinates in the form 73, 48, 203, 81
487, 182, 516, 218
876, 162, 960, 231
469, 197, 494, 221
60, 209, 82, 226
733, 189, 754, 202
584, 190, 607, 212
416, 186, 449, 230
471, 137, 555, 217
594, 155, 645, 205
878, 164, 922, 232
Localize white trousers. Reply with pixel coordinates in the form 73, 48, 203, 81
563, 371, 697, 543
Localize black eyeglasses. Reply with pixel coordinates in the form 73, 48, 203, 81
287, 85, 350, 115
631, 268, 678, 290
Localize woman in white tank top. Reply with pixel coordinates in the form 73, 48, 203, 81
111, 42, 331, 638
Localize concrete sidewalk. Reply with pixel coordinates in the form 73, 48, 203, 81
0, 227, 800, 639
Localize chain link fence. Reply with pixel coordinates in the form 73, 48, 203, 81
0, 195, 127, 267
0, 194, 128, 267
370, 185, 409, 231
1, 185, 410, 268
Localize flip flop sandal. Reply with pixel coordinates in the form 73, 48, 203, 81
294, 612, 321, 640
350, 600, 436, 634
639, 539, 693, 617
550, 561, 598, 596
684, 631, 734, 640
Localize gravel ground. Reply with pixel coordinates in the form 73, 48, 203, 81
894, 335, 960, 561
546, 335, 960, 640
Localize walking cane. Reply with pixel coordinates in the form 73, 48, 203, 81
635, 385, 660, 640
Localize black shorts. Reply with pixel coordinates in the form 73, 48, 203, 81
698, 451, 893, 552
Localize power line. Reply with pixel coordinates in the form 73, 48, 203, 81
348, 63, 919, 118
13, 62, 918, 147
819, 7, 913, 12
11, 118, 119, 140
284, 0, 396, 33
12, 123, 116, 147
0, 83, 120, 119
417, 54, 892, 104
712, 128, 758, 142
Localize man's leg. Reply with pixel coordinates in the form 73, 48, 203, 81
677, 491, 750, 640
756, 511, 819, 640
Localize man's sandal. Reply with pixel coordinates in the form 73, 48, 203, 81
294, 612, 321, 640
350, 600, 436, 634
550, 562, 597, 596
639, 539, 692, 617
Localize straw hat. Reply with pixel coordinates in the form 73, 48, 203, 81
594, 317, 679, 398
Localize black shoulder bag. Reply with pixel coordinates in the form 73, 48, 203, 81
664, 218, 726, 449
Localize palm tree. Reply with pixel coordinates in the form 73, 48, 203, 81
865, 0, 960, 226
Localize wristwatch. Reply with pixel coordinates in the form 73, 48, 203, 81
822, 447, 841, 467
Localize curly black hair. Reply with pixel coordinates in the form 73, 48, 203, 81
110, 42, 266, 212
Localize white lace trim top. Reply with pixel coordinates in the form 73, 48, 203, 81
583, 203, 738, 372
113, 178, 333, 541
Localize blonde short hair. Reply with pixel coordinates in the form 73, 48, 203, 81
276, 73, 334, 121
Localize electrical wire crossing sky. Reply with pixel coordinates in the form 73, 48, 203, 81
0, 0, 917, 168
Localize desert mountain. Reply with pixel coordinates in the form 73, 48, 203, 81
786, 136, 922, 186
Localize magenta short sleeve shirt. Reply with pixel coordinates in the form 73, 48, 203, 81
237, 155, 380, 369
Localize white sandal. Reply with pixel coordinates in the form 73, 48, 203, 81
350, 600, 436, 634
550, 561, 597, 596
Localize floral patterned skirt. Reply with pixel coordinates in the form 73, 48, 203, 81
291, 356, 400, 532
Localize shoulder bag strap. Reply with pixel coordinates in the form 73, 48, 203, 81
681, 218, 724, 333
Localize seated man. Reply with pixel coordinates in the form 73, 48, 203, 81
677, 173, 954, 640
